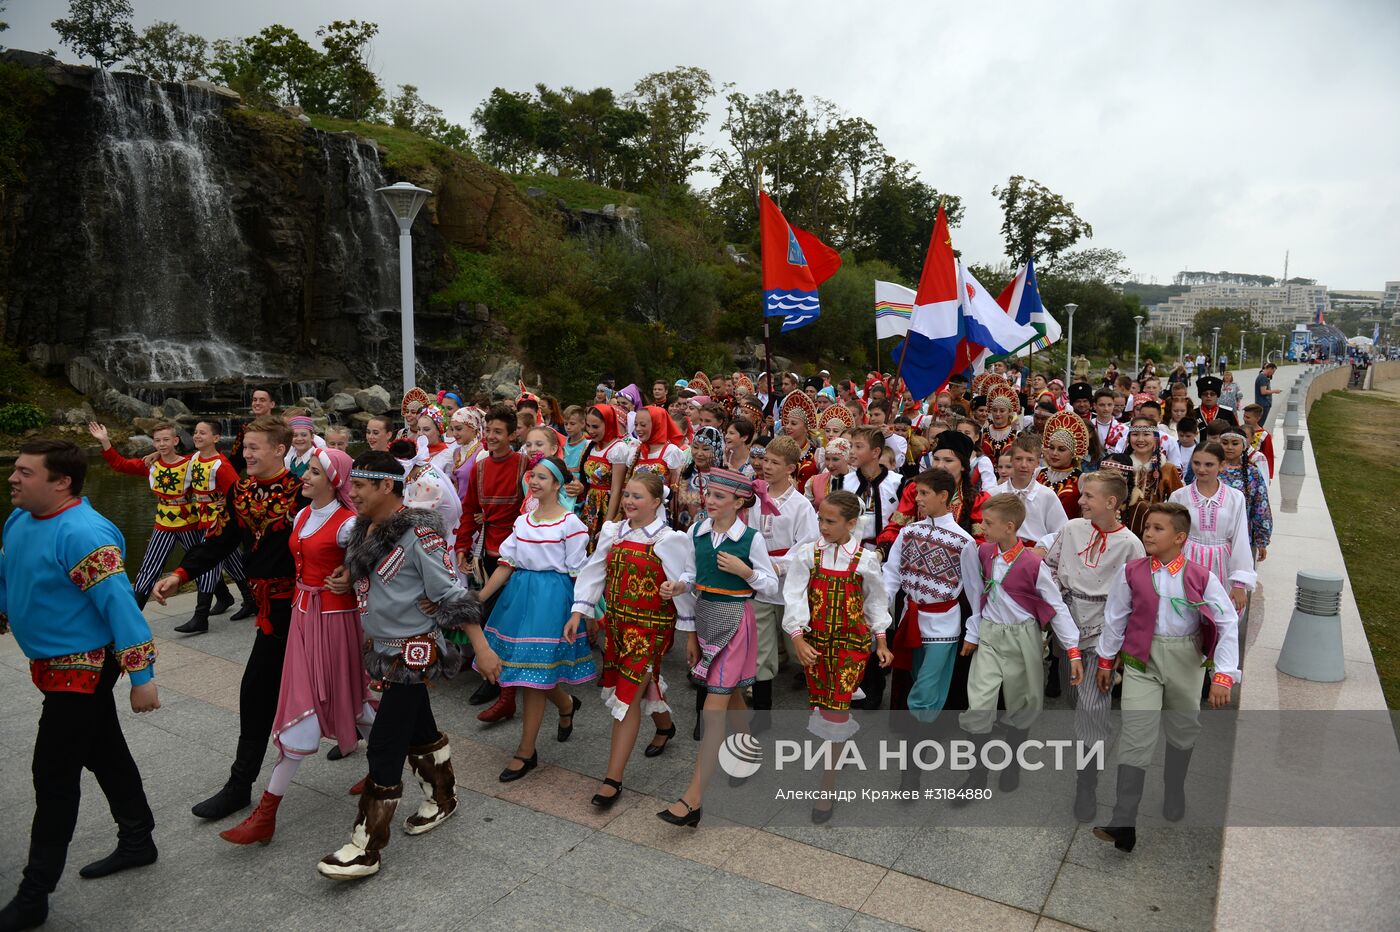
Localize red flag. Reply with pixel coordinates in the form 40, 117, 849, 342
760, 192, 841, 332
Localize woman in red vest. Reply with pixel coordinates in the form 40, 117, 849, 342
219, 448, 374, 846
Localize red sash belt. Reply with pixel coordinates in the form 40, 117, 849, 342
249, 577, 295, 635
892, 598, 960, 656
767, 547, 790, 557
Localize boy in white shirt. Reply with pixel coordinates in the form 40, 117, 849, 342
992, 434, 1068, 545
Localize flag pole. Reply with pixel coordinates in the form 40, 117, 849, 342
756, 162, 777, 418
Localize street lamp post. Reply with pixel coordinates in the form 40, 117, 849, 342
1239, 330, 1247, 367
1178, 322, 1188, 367
1212, 327, 1221, 372
1260, 331, 1267, 365
1133, 315, 1144, 377
376, 181, 433, 395
1064, 303, 1078, 388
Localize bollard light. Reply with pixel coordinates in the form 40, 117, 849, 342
1280, 433, 1306, 476
1276, 571, 1346, 682
1283, 400, 1300, 432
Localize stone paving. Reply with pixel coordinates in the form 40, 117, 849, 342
0, 588, 1234, 932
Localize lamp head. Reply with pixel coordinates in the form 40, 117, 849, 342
1064, 303, 1078, 317
376, 181, 432, 229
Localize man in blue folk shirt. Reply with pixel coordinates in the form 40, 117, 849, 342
0, 440, 162, 932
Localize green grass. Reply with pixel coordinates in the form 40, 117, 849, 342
1311, 389, 1400, 708
305, 114, 461, 174
511, 173, 639, 211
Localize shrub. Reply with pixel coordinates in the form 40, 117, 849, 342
0, 402, 49, 434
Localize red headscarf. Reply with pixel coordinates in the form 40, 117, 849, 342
641, 405, 679, 449
589, 404, 626, 447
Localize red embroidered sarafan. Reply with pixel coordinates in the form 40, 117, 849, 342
802, 546, 870, 712
600, 540, 676, 713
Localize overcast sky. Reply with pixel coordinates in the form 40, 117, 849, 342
8, 0, 1399, 290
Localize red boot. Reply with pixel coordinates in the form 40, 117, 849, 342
218, 791, 281, 845
348, 776, 367, 796
477, 686, 517, 723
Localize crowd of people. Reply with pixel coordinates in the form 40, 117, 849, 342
0, 355, 1281, 929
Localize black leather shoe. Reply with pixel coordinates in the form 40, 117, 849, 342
191, 782, 251, 820
327, 743, 357, 761
78, 839, 157, 879
557, 695, 582, 742
591, 778, 623, 809
0, 894, 47, 932
498, 752, 537, 783
470, 680, 501, 706
1092, 825, 1136, 852
810, 802, 835, 824
656, 799, 702, 827
644, 724, 677, 758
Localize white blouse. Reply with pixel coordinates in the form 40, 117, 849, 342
571, 516, 697, 631
498, 512, 590, 575
1167, 482, 1255, 589
782, 540, 890, 637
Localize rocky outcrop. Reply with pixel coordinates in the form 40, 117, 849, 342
353, 385, 392, 415
0, 51, 547, 400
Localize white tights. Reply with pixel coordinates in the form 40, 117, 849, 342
266, 702, 377, 797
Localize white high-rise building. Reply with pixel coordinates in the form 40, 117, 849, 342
1150, 281, 1328, 333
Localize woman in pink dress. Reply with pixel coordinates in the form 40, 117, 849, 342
219, 447, 376, 845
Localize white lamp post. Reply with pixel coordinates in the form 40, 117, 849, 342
1064, 303, 1078, 387
1239, 330, 1247, 367
1260, 331, 1267, 365
1133, 315, 1144, 377
1178, 322, 1188, 367
1212, 326, 1221, 371
376, 181, 432, 394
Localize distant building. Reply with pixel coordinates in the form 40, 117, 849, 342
1327, 290, 1382, 314
1150, 281, 1328, 333
1381, 281, 1400, 313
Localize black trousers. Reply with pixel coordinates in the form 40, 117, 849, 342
21, 655, 153, 899
367, 682, 439, 787
229, 599, 291, 789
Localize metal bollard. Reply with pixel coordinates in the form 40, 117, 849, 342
1279, 433, 1306, 476
1276, 571, 1346, 682
1282, 400, 1300, 432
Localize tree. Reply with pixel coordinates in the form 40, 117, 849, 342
991, 175, 1093, 268
834, 116, 883, 248
852, 157, 962, 280
209, 25, 323, 110
52, 0, 136, 68
388, 83, 470, 153
128, 21, 208, 82
532, 84, 646, 188
1192, 307, 1255, 359
628, 66, 714, 195
473, 88, 541, 173
316, 20, 383, 121
1053, 247, 1131, 283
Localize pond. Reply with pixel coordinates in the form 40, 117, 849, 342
2, 457, 182, 582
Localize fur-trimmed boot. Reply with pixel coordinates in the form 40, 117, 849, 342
317, 779, 401, 881
404, 733, 458, 835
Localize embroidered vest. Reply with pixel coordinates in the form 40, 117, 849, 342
149, 455, 196, 531
693, 524, 757, 602
1120, 556, 1219, 670
292, 506, 356, 612
977, 541, 1057, 627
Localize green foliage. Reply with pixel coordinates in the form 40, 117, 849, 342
0, 61, 54, 195
387, 84, 470, 153
991, 175, 1093, 267
52, 0, 135, 68
207, 20, 383, 120
0, 402, 47, 433
128, 21, 208, 81
1192, 307, 1256, 356
627, 66, 715, 195
305, 114, 458, 174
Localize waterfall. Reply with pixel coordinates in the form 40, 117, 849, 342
85, 70, 265, 385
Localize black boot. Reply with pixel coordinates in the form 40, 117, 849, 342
191, 779, 251, 820
1093, 765, 1146, 852
135, 591, 149, 612
211, 580, 236, 616
1073, 767, 1099, 822
1162, 743, 1193, 822
999, 727, 1028, 792
750, 680, 773, 734
468, 680, 501, 706
78, 811, 158, 879
950, 734, 988, 807
0, 890, 47, 932
174, 592, 212, 635
229, 580, 257, 622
